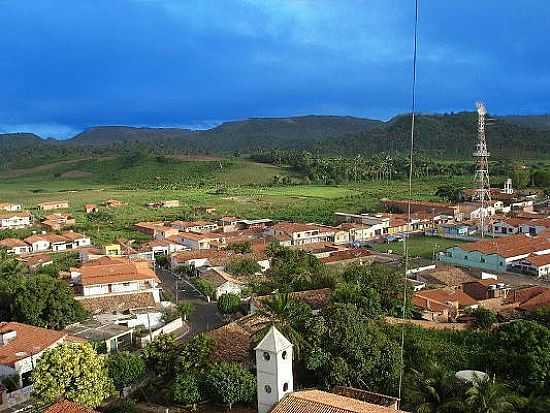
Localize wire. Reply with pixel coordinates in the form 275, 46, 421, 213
398, 0, 419, 405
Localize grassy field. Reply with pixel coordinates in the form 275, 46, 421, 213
371, 236, 466, 260
0, 157, 474, 245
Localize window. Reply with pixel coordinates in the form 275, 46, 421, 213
263, 352, 270, 361
283, 382, 289, 392
464, 255, 468, 260
481, 258, 485, 263
281, 350, 288, 360
264, 385, 272, 394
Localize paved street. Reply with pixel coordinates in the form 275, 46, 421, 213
156, 267, 225, 339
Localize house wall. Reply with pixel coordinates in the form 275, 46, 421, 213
51, 242, 67, 252
111, 282, 141, 293
0, 216, 32, 229
83, 285, 110, 296
438, 247, 507, 273
31, 241, 50, 252
215, 281, 242, 299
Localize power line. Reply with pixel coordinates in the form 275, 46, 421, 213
398, 0, 419, 405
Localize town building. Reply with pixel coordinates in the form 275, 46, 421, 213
175, 231, 226, 250
412, 288, 478, 322
265, 222, 338, 247
104, 199, 124, 208
197, 267, 244, 300
438, 234, 550, 273
84, 204, 98, 214
170, 220, 219, 233
382, 199, 462, 220
0, 211, 32, 230
0, 203, 22, 212
0, 238, 31, 255
37, 200, 69, 211
41, 213, 76, 231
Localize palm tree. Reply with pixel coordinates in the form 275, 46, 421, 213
408, 363, 464, 413
466, 375, 511, 413
506, 392, 550, 413
255, 292, 312, 358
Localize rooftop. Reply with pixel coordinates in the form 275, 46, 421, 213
456, 234, 550, 258
44, 400, 99, 413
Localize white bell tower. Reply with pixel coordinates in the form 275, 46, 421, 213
255, 326, 293, 413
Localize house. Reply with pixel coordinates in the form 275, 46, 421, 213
265, 222, 336, 247
170, 250, 232, 269
511, 253, 550, 279
460, 279, 510, 301
414, 265, 477, 288
141, 239, 187, 256
62, 231, 92, 248
42, 213, 76, 231
439, 234, 550, 273
439, 223, 476, 239
0, 211, 32, 230
24, 234, 58, 252
218, 216, 241, 232
0, 203, 21, 212
37, 200, 69, 211
0, 322, 80, 390
84, 204, 98, 213
44, 400, 99, 413
0, 238, 31, 255
383, 199, 461, 220
198, 267, 244, 299
171, 220, 219, 233
176, 231, 226, 250
134, 222, 179, 240
236, 218, 273, 231
71, 259, 161, 304
413, 288, 478, 321
64, 319, 134, 353
19, 253, 53, 270
161, 200, 179, 208
319, 248, 375, 266
250, 288, 331, 314
104, 199, 124, 208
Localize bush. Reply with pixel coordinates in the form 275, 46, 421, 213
226, 258, 261, 276
192, 278, 215, 299
107, 351, 146, 393
469, 307, 497, 329
205, 362, 256, 410
217, 293, 241, 314
172, 373, 202, 406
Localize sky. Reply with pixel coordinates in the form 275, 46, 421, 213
0, 0, 549, 138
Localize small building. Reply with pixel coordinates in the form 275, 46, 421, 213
141, 239, 187, 256
171, 220, 219, 233
64, 319, 134, 353
461, 279, 510, 301
134, 222, 179, 240
0, 238, 31, 255
198, 267, 244, 300
19, 253, 53, 270
0, 211, 32, 230
265, 222, 337, 247
42, 213, 76, 231
104, 199, 124, 208
161, 200, 179, 208
176, 231, 226, 250
413, 288, 478, 322
84, 204, 98, 214
0, 322, 81, 391
512, 253, 550, 279
0, 203, 22, 212
61, 231, 92, 248
38, 200, 69, 211
319, 248, 375, 266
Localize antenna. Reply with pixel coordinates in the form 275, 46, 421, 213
472, 102, 491, 238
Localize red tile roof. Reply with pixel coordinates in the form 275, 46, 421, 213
77, 261, 158, 286
458, 235, 550, 258
415, 288, 478, 307
44, 400, 98, 413
518, 288, 550, 312
0, 238, 28, 248
320, 249, 373, 264
0, 322, 78, 367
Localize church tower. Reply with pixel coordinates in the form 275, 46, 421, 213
255, 326, 294, 413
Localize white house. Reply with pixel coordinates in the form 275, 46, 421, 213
0, 322, 80, 390
0, 203, 22, 212
199, 267, 244, 300
176, 232, 226, 250
0, 211, 32, 230
170, 220, 219, 233
265, 222, 337, 247
0, 238, 31, 255
61, 231, 91, 248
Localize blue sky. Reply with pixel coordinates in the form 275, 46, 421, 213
0, 0, 549, 138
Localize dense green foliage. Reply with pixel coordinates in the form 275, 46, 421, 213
217, 293, 242, 314
142, 334, 179, 377
226, 258, 262, 276
204, 362, 256, 410
32, 343, 114, 408
106, 351, 146, 393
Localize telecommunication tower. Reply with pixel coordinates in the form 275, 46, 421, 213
472, 102, 491, 238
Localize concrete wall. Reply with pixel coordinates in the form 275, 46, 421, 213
438, 247, 507, 273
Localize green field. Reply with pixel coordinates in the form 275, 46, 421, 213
371, 236, 466, 260
0, 157, 474, 245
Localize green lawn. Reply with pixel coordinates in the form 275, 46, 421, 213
371, 236, 467, 260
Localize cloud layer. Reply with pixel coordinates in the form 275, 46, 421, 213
0, 0, 549, 138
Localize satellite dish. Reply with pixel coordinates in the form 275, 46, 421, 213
455, 370, 488, 384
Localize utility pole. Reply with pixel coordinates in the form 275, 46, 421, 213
472, 102, 491, 238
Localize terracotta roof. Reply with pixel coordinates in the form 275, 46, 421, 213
518, 288, 550, 312
77, 262, 158, 286
76, 291, 159, 313
0, 238, 28, 248
416, 266, 477, 287
505, 286, 548, 305
171, 220, 216, 227
415, 288, 478, 307
20, 253, 53, 267
252, 288, 331, 311
172, 249, 231, 264
207, 314, 271, 364
270, 390, 409, 413
61, 231, 87, 241
320, 249, 373, 264
0, 322, 74, 366
457, 235, 550, 258
44, 400, 98, 413
412, 295, 451, 313
525, 253, 550, 267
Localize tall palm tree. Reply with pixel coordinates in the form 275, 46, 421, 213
408, 363, 464, 413
255, 292, 312, 358
466, 375, 511, 413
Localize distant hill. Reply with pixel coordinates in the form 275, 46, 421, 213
2, 113, 550, 168
500, 114, 550, 131
68, 126, 193, 145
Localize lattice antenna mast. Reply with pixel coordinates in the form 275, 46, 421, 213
473, 102, 491, 238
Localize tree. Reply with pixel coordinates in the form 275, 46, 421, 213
142, 334, 179, 377
205, 362, 256, 410
106, 351, 145, 394
508, 163, 529, 189
406, 363, 465, 413
465, 375, 511, 413
331, 282, 383, 319
469, 307, 497, 330
256, 293, 312, 358
506, 391, 550, 413
172, 373, 202, 407
268, 247, 329, 292
217, 293, 241, 314
226, 241, 252, 253
176, 302, 194, 321
435, 184, 466, 203
179, 333, 213, 373
525, 305, 550, 328
192, 278, 215, 301
226, 258, 261, 276
31, 343, 114, 408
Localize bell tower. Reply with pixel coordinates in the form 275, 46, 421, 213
255, 326, 293, 413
